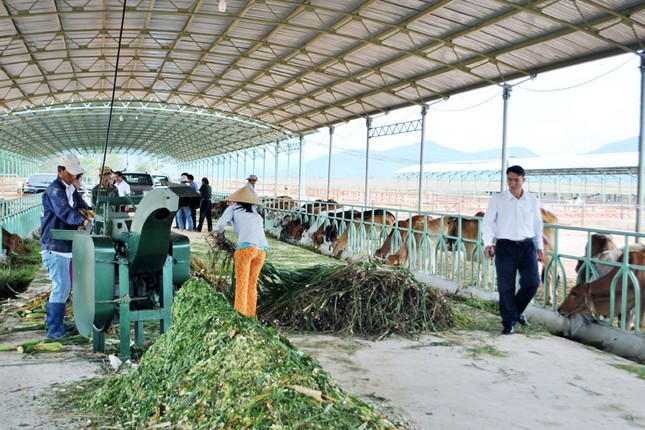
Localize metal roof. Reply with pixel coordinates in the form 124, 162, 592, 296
0, 0, 643, 163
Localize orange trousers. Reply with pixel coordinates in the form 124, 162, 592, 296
233, 247, 266, 317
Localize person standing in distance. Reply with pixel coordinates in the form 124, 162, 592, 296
482, 165, 544, 335
91, 167, 118, 209
113, 171, 131, 197
245, 174, 260, 198
186, 174, 199, 228
215, 186, 268, 318
195, 177, 213, 232
40, 154, 92, 339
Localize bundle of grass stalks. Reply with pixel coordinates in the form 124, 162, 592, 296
204, 231, 237, 297
72, 279, 405, 429
0, 238, 41, 299
198, 236, 453, 338
259, 262, 454, 339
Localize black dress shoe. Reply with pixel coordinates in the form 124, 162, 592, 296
502, 323, 516, 335
517, 314, 528, 326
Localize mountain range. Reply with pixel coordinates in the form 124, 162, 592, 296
297, 136, 637, 179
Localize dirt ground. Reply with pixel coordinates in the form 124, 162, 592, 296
2, 230, 645, 429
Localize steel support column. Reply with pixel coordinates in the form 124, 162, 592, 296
298, 136, 305, 200
418, 105, 428, 211
263, 146, 267, 195
327, 126, 334, 200
637, 52, 645, 235
364, 116, 372, 207
274, 142, 279, 198
500, 84, 512, 191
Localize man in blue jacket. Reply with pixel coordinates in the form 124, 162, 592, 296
40, 154, 91, 339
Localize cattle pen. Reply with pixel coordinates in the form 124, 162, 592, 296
0, 1, 644, 428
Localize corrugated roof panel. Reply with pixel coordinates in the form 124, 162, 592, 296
599, 21, 645, 47
540, 0, 605, 22
0, 0, 641, 161
306, 32, 360, 59
343, 44, 401, 69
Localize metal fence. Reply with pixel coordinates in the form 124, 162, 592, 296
260, 196, 645, 333
0, 194, 41, 238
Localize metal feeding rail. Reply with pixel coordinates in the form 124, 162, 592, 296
262, 196, 645, 334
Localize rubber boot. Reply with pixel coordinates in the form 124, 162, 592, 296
46, 302, 67, 339
62, 303, 77, 334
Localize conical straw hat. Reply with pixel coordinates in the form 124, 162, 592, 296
225, 186, 262, 206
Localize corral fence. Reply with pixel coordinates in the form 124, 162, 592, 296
259, 195, 645, 334
0, 194, 41, 238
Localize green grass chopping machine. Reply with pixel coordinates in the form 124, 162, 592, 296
51, 186, 200, 358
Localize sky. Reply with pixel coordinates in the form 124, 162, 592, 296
301, 52, 641, 161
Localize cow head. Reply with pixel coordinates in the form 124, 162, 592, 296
575, 233, 617, 273
324, 224, 338, 245
445, 217, 459, 251
374, 249, 388, 262
557, 283, 594, 317
386, 254, 402, 266
1, 229, 27, 256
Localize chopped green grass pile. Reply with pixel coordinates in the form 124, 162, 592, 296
74, 279, 406, 429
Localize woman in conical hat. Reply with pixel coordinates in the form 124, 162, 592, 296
215, 186, 267, 317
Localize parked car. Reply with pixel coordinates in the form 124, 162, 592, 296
121, 172, 155, 197
22, 173, 58, 194
151, 174, 171, 187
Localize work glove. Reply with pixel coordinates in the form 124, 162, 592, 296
79, 208, 95, 221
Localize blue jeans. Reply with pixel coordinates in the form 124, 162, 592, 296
42, 251, 72, 304
177, 206, 194, 230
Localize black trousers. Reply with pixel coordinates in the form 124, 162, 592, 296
494, 239, 540, 324
197, 200, 212, 232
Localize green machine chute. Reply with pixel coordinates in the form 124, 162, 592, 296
53, 186, 200, 358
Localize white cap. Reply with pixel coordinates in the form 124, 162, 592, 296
180, 175, 189, 182
57, 154, 84, 176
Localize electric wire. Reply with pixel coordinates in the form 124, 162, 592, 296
519, 55, 636, 93
95, 0, 127, 209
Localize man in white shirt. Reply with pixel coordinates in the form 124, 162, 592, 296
114, 171, 131, 197
482, 165, 544, 335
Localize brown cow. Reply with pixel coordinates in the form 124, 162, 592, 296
280, 218, 309, 241
263, 195, 296, 211
211, 200, 230, 219
300, 199, 342, 215
446, 211, 485, 259
381, 217, 448, 267
2, 228, 27, 255
540, 208, 558, 302
374, 215, 446, 265
327, 209, 396, 258
306, 209, 361, 248
574, 233, 617, 274
374, 215, 424, 261
558, 250, 645, 330
591, 243, 645, 279
281, 199, 344, 242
